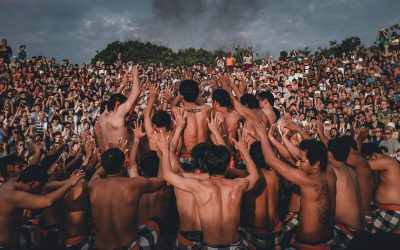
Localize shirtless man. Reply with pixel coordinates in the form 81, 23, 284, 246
177, 80, 211, 157
0, 165, 83, 249
362, 143, 400, 235
327, 138, 364, 249
258, 91, 278, 125
219, 76, 268, 144
89, 148, 166, 250
241, 141, 281, 249
144, 85, 174, 152
95, 66, 141, 153
255, 123, 337, 249
154, 129, 259, 249
172, 143, 210, 249
212, 88, 241, 150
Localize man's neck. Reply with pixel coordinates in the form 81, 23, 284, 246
183, 101, 198, 108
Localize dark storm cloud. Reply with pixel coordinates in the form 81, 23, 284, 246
1, 0, 399, 64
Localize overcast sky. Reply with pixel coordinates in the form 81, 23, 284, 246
1, 0, 399, 64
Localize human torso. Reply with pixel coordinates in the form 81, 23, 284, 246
181, 105, 211, 153
193, 177, 245, 245
374, 160, 400, 205
96, 112, 127, 154
174, 172, 209, 231
137, 185, 171, 226
89, 177, 141, 250
332, 165, 363, 230
297, 171, 336, 242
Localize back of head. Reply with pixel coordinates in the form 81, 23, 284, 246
101, 148, 125, 174
152, 110, 171, 130
249, 141, 269, 170
240, 93, 260, 109
108, 93, 127, 111
179, 80, 199, 103
17, 165, 48, 184
204, 144, 231, 176
361, 143, 382, 158
327, 137, 350, 162
185, 142, 209, 172
139, 151, 159, 177
0, 155, 23, 178
212, 88, 232, 108
299, 139, 328, 171
341, 135, 358, 151
259, 91, 275, 106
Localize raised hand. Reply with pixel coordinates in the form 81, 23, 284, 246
152, 131, 170, 153
268, 123, 278, 140
149, 84, 160, 101
132, 120, 146, 143
254, 121, 267, 138
218, 75, 231, 90
355, 126, 369, 142
207, 112, 224, 133
107, 137, 128, 153
282, 117, 300, 132
67, 170, 85, 187
232, 129, 250, 153
173, 108, 187, 130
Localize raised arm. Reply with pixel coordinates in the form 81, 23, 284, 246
170, 108, 186, 152
116, 65, 141, 117
219, 76, 259, 122
208, 112, 226, 146
144, 85, 159, 135
11, 171, 84, 209
128, 120, 146, 177
268, 124, 296, 165
367, 155, 398, 171
154, 131, 202, 192
316, 116, 329, 146
232, 129, 259, 191
281, 132, 301, 160
255, 123, 312, 186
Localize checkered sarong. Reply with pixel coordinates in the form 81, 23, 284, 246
239, 222, 282, 249
366, 203, 400, 234
281, 212, 299, 247
333, 224, 356, 249
113, 219, 160, 250
202, 237, 254, 250
175, 231, 203, 250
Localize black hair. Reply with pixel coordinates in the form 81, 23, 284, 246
179, 80, 199, 103
327, 137, 350, 162
152, 110, 171, 130
212, 89, 232, 108
203, 145, 231, 175
101, 148, 125, 174
139, 151, 159, 177
273, 107, 281, 120
361, 143, 382, 158
183, 142, 209, 172
240, 94, 260, 109
100, 101, 108, 114
0, 155, 23, 178
259, 91, 275, 106
17, 165, 49, 184
340, 135, 358, 151
299, 139, 328, 171
108, 93, 127, 111
249, 141, 269, 170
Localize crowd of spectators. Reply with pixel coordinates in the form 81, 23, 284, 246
1, 35, 399, 167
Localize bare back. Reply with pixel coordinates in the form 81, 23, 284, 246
244, 169, 280, 231
217, 110, 241, 149
372, 156, 400, 205
0, 182, 22, 247
181, 105, 211, 153
332, 164, 363, 230
192, 177, 247, 245
137, 186, 171, 226
60, 180, 90, 241
297, 169, 336, 243
174, 172, 209, 231
89, 177, 143, 250
96, 112, 128, 153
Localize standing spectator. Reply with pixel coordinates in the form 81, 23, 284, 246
225, 52, 236, 72
378, 28, 390, 56
0, 39, 12, 64
216, 56, 224, 68
17, 45, 26, 63
243, 52, 253, 70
